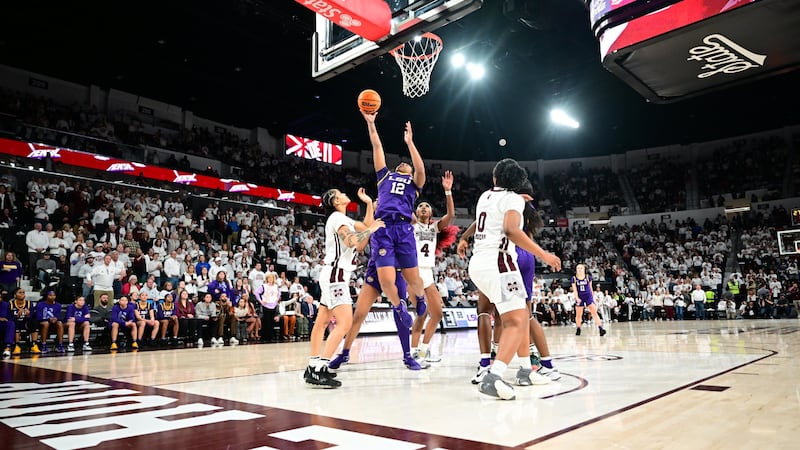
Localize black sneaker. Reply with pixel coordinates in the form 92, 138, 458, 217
575, 328, 581, 336
600, 328, 607, 336
305, 366, 342, 388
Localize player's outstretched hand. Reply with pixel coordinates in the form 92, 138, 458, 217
457, 240, 469, 259
370, 218, 386, 233
403, 121, 413, 145
441, 170, 453, 191
361, 110, 377, 122
543, 253, 562, 272
357, 187, 372, 204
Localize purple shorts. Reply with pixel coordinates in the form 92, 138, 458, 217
575, 294, 595, 307
370, 222, 418, 269
516, 247, 535, 301
364, 259, 408, 299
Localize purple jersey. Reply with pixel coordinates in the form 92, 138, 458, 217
572, 275, 595, 305
110, 303, 136, 325
66, 304, 91, 323
516, 247, 535, 301
375, 167, 420, 222
35, 301, 62, 322
157, 303, 176, 320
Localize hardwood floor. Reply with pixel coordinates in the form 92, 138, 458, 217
2, 319, 798, 449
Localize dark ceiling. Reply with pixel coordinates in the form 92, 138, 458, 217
2, 0, 799, 162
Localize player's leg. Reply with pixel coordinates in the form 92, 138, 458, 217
589, 303, 607, 336
470, 290, 494, 383
575, 305, 584, 335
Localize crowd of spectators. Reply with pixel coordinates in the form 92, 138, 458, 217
697, 135, 788, 205
626, 160, 688, 214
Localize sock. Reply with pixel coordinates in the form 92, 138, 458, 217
599, 325, 604, 330
491, 341, 498, 353
529, 343, 537, 355
392, 308, 412, 357
419, 342, 429, 355
540, 357, 553, 369
318, 358, 330, 369
308, 356, 320, 367
340, 348, 350, 356
480, 353, 491, 367
489, 360, 508, 376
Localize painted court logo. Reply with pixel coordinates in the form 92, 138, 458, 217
0, 380, 262, 450
687, 33, 766, 79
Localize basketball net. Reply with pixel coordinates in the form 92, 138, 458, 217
389, 32, 443, 98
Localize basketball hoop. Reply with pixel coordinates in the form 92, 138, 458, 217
389, 32, 443, 98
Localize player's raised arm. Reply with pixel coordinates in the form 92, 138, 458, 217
362, 110, 386, 172
436, 170, 455, 231
404, 121, 426, 189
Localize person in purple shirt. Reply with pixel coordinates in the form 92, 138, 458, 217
109, 295, 139, 350
65, 295, 92, 352
0, 292, 14, 359
572, 264, 606, 337
207, 271, 236, 303
362, 109, 428, 328
0, 251, 23, 294
34, 290, 65, 353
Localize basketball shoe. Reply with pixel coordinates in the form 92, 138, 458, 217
478, 372, 516, 400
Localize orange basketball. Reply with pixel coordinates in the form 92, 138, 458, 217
357, 89, 381, 113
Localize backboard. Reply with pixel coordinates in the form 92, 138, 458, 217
311, 0, 483, 81
777, 229, 800, 256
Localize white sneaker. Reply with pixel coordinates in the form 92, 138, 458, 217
538, 366, 561, 380
424, 352, 442, 363
212, 337, 222, 345
197, 338, 204, 346
471, 364, 490, 384
229, 337, 239, 346
82, 343, 93, 352
67, 343, 75, 352
528, 370, 552, 385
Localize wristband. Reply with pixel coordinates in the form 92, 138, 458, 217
445, 191, 452, 196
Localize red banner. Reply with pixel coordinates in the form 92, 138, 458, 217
0, 138, 358, 212
295, 0, 391, 42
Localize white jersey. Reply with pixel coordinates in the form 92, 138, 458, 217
323, 211, 358, 272
414, 221, 438, 268
472, 188, 524, 258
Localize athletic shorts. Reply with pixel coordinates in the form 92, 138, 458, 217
468, 253, 527, 315
418, 266, 435, 289
364, 261, 407, 299
515, 248, 535, 301
319, 265, 353, 310
575, 295, 595, 307
370, 222, 418, 269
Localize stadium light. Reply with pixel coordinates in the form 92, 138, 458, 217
550, 109, 580, 129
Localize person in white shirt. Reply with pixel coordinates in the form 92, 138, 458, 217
248, 262, 266, 294
163, 250, 182, 288
26, 222, 50, 285
691, 284, 707, 320
109, 250, 127, 299
87, 254, 117, 305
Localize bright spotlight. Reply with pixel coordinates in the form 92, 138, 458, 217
550, 109, 580, 129
451, 52, 466, 68
466, 62, 485, 80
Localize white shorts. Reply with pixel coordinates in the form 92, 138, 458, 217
319, 266, 353, 310
468, 254, 527, 315
419, 266, 435, 289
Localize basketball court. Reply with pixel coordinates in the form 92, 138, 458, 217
2, 319, 798, 449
